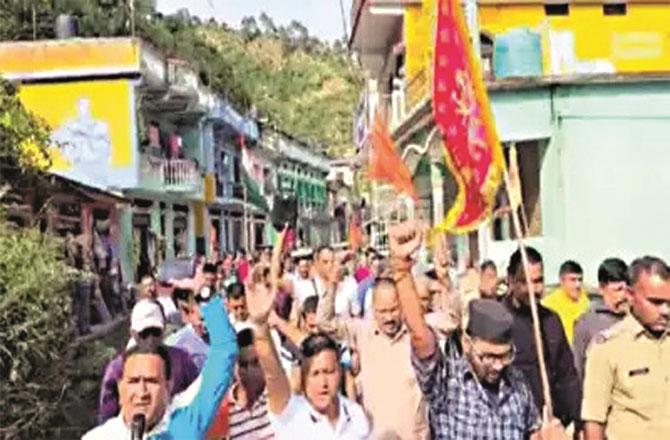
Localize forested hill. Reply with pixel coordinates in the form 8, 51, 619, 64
0, 3, 363, 157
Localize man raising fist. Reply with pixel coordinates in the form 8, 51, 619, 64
388, 221, 565, 440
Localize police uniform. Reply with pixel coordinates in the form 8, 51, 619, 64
582, 314, 670, 440
572, 302, 626, 379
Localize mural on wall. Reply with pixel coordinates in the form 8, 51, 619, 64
52, 97, 112, 168
18, 79, 138, 189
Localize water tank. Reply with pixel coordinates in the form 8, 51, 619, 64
55, 14, 78, 39
493, 28, 543, 79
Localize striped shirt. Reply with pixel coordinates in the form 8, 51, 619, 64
229, 388, 275, 440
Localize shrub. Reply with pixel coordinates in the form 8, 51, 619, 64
0, 221, 77, 438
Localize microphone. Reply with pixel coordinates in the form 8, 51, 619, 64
131, 413, 146, 440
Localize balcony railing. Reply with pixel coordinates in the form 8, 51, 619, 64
139, 154, 201, 193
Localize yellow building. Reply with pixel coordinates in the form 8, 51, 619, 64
403, 0, 670, 97
350, 0, 670, 256
479, 0, 670, 75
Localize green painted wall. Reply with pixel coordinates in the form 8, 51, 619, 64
486, 80, 670, 284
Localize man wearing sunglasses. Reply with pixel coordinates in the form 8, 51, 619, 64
97, 299, 199, 424
582, 256, 670, 440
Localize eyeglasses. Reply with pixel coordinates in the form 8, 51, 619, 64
466, 335, 516, 366
138, 327, 163, 339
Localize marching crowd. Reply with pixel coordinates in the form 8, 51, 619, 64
82, 220, 670, 439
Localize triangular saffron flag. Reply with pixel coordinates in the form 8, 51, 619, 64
368, 111, 418, 200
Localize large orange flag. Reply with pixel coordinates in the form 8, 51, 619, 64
368, 111, 418, 200
432, 0, 504, 233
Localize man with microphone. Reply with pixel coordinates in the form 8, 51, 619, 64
82, 295, 238, 439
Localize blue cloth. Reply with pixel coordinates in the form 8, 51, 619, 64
152, 296, 238, 439
412, 335, 540, 440
356, 276, 374, 317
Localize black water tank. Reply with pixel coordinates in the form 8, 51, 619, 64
55, 14, 78, 39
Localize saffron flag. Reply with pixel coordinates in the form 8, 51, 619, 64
432, 0, 504, 233
368, 111, 418, 200
348, 211, 363, 251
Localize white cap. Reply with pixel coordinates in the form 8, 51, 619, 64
131, 299, 165, 333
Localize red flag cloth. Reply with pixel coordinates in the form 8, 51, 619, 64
432, 0, 504, 233
368, 111, 418, 200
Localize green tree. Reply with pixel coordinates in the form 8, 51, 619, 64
0, 79, 51, 173
0, 79, 77, 439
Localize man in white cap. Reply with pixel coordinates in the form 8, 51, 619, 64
97, 299, 199, 424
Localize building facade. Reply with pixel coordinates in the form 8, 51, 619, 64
1, 36, 332, 283
350, 0, 670, 282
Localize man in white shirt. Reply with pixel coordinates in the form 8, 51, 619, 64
291, 249, 318, 305
334, 253, 360, 318
249, 230, 370, 439
226, 282, 253, 332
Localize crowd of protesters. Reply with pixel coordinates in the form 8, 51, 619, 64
82, 220, 670, 439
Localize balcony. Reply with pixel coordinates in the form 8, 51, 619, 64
139, 154, 202, 193
350, 0, 415, 74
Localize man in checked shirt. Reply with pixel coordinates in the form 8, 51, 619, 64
388, 221, 567, 440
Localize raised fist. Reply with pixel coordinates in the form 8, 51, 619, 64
388, 221, 424, 268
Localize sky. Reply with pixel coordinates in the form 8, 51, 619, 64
156, 0, 354, 42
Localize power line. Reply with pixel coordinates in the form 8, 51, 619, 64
338, 0, 349, 43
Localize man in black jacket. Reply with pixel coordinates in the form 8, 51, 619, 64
504, 247, 582, 426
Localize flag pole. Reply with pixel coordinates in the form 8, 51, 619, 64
503, 168, 553, 419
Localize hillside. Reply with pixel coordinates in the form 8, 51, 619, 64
141, 16, 362, 157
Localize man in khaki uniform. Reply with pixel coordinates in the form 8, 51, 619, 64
582, 256, 670, 440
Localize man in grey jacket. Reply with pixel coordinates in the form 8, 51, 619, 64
572, 258, 629, 378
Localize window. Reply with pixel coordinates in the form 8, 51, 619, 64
603, 3, 627, 15
492, 140, 545, 241
480, 33, 495, 80
544, 4, 569, 16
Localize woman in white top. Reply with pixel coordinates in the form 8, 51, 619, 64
246, 230, 370, 439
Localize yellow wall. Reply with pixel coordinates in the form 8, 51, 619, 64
479, 3, 670, 73
0, 38, 140, 79
404, 0, 436, 107
403, 1, 670, 84
18, 79, 137, 188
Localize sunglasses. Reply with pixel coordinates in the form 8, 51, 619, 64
138, 327, 163, 339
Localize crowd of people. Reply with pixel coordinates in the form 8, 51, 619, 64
82, 220, 670, 439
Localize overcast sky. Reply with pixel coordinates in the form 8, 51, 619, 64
156, 0, 354, 42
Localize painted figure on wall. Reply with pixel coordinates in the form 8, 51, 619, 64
53, 97, 111, 168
